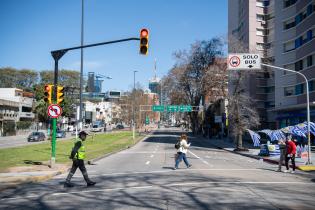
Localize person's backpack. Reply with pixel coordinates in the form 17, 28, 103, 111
175, 141, 181, 149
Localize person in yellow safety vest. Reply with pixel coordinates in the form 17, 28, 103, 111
64, 131, 96, 188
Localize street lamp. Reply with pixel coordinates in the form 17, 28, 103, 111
133, 70, 138, 141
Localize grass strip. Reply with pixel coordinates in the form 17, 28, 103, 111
0, 131, 143, 172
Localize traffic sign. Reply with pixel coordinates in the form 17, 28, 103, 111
167, 105, 179, 112
179, 105, 192, 112
145, 116, 150, 125
152, 105, 164, 112
47, 104, 62, 118
228, 54, 261, 70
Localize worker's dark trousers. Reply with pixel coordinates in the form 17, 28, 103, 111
66, 159, 91, 183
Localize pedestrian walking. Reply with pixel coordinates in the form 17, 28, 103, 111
174, 134, 192, 170
276, 139, 286, 172
284, 135, 296, 173
64, 131, 96, 187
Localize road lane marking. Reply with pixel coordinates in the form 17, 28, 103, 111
2, 181, 314, 201
146, 161, 150, 165
150, 155, 154, 158
188, 150, 212, 166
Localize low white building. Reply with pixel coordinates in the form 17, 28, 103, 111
84, 101, 113, 124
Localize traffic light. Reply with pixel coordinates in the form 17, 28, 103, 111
44, 84, 53, 104
56, 86, 64, 104
140, 28, 149, 55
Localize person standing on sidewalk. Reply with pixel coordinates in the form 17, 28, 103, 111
284, 135, 296, 173
64, 131, 96, 187
276, 139, 286, 172
174, 134, 192, 170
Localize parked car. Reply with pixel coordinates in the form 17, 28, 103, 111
91, 121, 105, 132
56, 130, 66, 138
116, 124, 124, 129
27, 132, 45, 142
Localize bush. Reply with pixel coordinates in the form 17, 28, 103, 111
3, 121, 16, 136
16, 121, 32, 130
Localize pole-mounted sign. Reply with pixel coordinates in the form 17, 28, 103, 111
47, 104, 62, 118
228, 54, 261, 70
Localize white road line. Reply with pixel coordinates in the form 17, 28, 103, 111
86, 168, 264, 177
2, 181, 313, 201
188, 150, 212, 166
150, 155, 154, 158
146, 161, 150, 165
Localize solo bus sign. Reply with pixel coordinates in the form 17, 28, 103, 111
228, 54, 261, 70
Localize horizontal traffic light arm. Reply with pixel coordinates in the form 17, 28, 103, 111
51, 37, 140, 61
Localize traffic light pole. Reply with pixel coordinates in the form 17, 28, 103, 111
50, 37, 141, 166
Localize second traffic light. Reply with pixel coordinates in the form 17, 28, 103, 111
56, 86, 64, 104
140, 28, 149, 55
44, 84, 53, 104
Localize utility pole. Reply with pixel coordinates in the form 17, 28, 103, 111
133, 70, 138, 142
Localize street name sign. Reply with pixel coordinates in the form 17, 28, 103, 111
228, 54, 261, 70
152, 105, 164, 112
47, 104, 62, 118
179, 105, 192, 112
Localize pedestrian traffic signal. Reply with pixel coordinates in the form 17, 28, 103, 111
56, 86, 64, 104
44, 84, 53, 104
140, 28, 149, 55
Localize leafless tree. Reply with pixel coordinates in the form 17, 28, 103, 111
163, 38, 225, 134
227, 35, 260, 150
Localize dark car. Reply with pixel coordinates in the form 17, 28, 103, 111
56, 130, 66, 138
27, 132, 45, 142
116, 124, 124, 129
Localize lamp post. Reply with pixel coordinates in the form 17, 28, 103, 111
79, 0, 84, 131
133, 70, 138, 142
261, 63, 312, 165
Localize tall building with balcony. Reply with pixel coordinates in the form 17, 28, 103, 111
228, 0, 276, 128
273, 0, 315, 127
0, 88, 35, 136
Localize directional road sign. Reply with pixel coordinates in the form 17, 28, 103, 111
167, 105, 179, 112
179, 105, 192, 112
152, 105, 164, 112
228, 54, 261, 70
47, 104, 62, 118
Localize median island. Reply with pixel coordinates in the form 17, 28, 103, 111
0, 131, 143, 172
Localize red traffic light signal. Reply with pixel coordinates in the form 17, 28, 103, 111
140, 28, 149, 55
44, 84, 53, 104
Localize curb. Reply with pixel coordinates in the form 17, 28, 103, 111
0, 167, 68, 192
208, 141, 314, 171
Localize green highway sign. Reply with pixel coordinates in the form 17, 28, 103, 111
167, 105, 179, 112
145, 116, 150, 125
152, 105, 164, 112
180, 105, 192, 112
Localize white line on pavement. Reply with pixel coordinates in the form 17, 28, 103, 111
188, 150, 213, 167
150, 155, 154, 158
146, 161, 150, 165
2, 181, 313, 201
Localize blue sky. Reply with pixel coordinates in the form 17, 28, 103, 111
0, 0, 227, 91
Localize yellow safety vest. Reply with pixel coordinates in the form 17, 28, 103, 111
75, 140, 86, 160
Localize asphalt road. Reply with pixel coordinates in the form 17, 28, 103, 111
0, 131, 73, 149
1, 128, 315, 209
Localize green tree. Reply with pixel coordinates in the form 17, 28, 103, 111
0, 67, 38, 91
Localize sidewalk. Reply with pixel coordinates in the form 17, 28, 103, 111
205, 137, 315, 171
